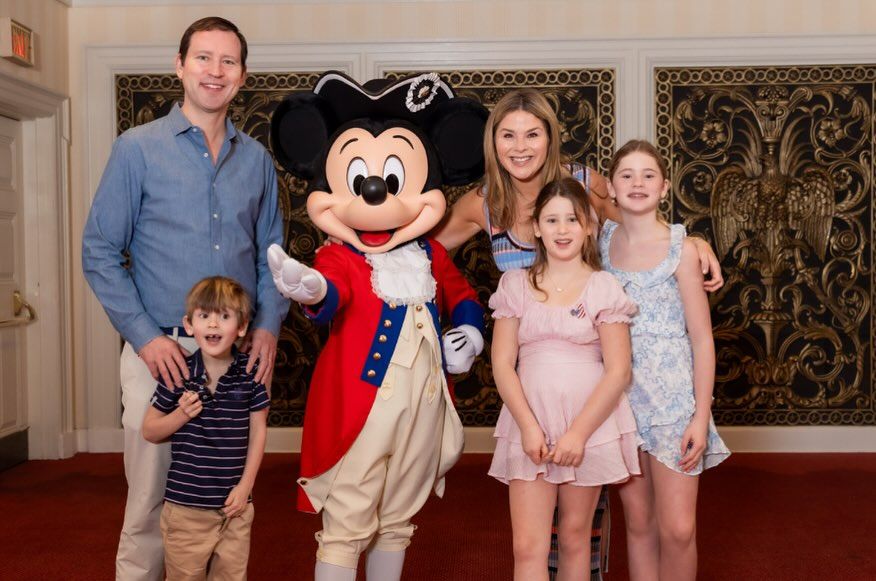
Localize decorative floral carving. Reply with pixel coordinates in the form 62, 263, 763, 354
699, 120, 728, 148
816, 117, 845, 147
656, 65, 874, 426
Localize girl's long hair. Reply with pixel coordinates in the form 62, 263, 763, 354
608, 139, 668, 180
529, 177, 601, 297
483, 89, 564, 231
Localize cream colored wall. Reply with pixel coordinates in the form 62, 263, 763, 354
0, 0, 67, 96
68, 0, 876, 431
66, 0, 876, 44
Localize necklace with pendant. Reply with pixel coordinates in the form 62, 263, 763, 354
544, 270, 572, 293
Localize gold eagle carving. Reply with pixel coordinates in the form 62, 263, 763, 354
711, 154, 835, 261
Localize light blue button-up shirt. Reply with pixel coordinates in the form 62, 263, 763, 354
83, 103, 289, 352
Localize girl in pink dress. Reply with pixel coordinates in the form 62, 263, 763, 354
489, 177, 641, 581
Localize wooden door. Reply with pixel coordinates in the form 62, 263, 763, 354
0, 114, 29, 469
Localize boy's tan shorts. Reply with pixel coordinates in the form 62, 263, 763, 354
160, 501, 254, 580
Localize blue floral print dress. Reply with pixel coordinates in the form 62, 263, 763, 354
599, 220, 730, 474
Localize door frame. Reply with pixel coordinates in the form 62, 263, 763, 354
0, 71, 73, 459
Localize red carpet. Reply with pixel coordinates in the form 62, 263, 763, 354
0, 453, 873, 580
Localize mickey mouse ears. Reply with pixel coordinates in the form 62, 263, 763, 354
271, 70, 488, 185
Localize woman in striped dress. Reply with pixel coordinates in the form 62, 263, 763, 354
433, 88, 723, 580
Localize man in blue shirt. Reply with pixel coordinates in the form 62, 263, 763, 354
82, 16, 288, 581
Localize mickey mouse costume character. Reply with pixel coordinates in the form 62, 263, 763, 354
267, 71, 489, 581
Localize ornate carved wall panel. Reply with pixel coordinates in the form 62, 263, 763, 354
117, 68, 615, 427
655, 65, 874, 426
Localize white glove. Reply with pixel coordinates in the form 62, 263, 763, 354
267, 244, 327, 305
442, 324, 484, 374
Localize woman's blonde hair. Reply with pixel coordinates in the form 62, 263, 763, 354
529, 177, 601, 296
483, 89, 565, 231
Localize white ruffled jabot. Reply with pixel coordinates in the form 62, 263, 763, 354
365, 243, 436, 305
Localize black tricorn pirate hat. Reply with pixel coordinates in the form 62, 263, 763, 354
271, 70, 488, 186
314, 71, 455, 124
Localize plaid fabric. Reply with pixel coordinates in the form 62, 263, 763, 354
548, 486, 610, 581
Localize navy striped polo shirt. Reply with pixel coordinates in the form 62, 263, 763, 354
150, 348, 269, 509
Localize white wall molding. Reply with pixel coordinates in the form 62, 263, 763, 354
81, 35, 876, 453
76, 427, 124, 453
365, 40, 636, 148
636, 35, 876, 139
0, 73, 68, 121
76, 426, 876, 454
719, 426, 876, 453
69, 0, 477, 5
467, 426, 876, 454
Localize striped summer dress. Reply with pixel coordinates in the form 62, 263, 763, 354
484, 164, 610, 581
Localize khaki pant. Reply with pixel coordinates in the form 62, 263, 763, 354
160, 501, 255, 581
304, 310, 464, 569
116, 336, 198, 581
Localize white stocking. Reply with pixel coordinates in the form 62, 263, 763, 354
365, 548, 406, 581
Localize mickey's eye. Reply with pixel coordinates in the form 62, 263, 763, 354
383, 156, 405, 195
347, 158, 368, 195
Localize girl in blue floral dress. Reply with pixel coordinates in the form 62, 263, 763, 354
599, 140, 730, 581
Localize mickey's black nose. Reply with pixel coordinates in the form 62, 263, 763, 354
360, 176, 388, 206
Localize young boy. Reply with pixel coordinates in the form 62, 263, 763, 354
142, 276, 269, 580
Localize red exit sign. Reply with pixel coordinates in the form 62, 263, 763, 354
1, 17, 34, 67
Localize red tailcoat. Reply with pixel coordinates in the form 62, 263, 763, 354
297, 238, 483, 512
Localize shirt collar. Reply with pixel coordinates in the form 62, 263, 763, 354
184, 349, 207, 388
184, 344, 244, 387
227, 345, 247, 373
168, 102, 239, 143
168, 102, 192, 136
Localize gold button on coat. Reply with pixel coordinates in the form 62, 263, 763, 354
373, 353, 381, 360
367, 370, 376, 378
383, 320, 392, 328
378, 334, 387, 343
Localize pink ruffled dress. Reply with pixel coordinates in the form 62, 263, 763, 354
488, 269, 642, 486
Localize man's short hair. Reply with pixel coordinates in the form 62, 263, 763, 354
185, 276, 252, 327
178, 16, 248, 69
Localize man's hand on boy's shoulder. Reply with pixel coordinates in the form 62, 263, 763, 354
241, 328, 277, 389
140, 336, 191, 388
